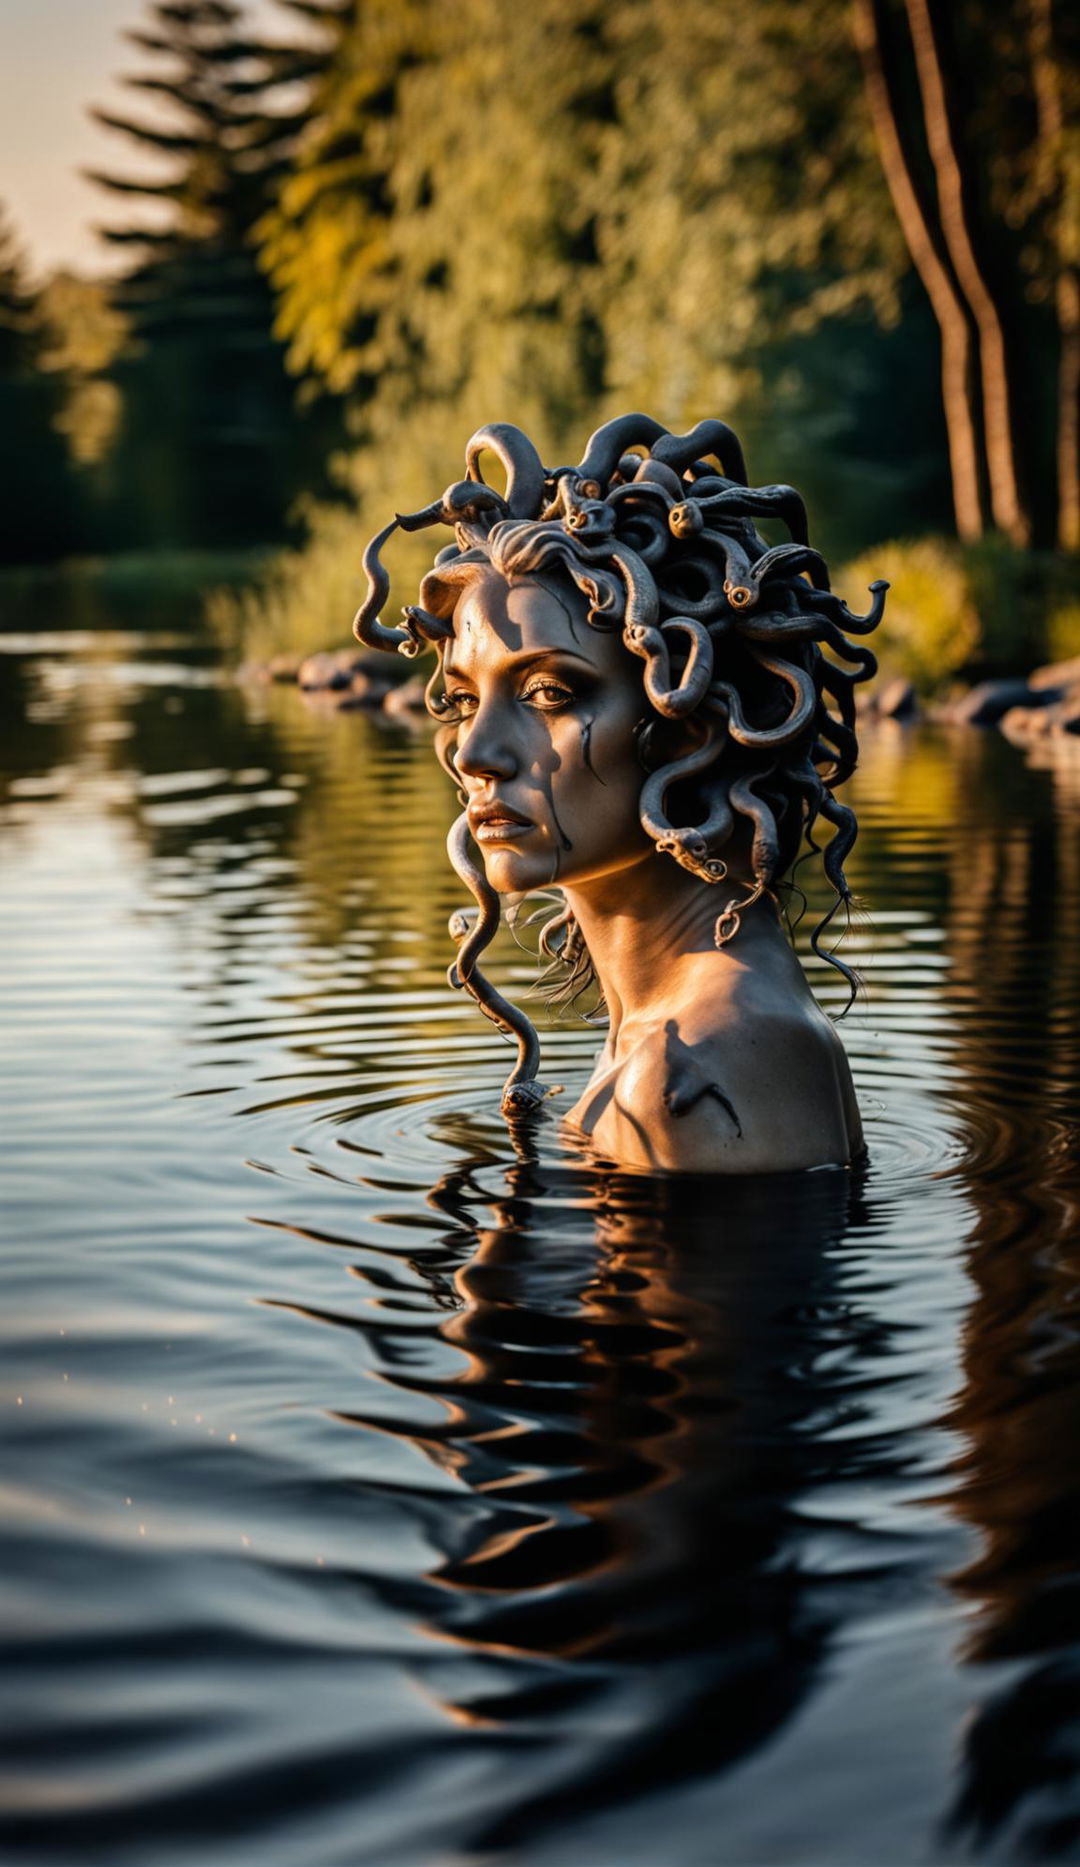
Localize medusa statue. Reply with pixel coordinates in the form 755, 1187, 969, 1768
354, 414, 885, 1171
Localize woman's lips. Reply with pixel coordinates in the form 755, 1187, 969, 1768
468, 803, 536, 843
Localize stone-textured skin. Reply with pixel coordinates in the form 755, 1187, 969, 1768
349, 414, 886, 1118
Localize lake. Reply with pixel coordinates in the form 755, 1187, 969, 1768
3, 573, 1080, 1865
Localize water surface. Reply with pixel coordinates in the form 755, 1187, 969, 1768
3, 587, 1080, 1864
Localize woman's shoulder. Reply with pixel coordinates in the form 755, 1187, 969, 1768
572, 983, 859, 1175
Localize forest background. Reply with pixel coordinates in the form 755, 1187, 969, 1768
2, 0, 1079, 689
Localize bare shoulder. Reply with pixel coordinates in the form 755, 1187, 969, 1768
574, 987, 860, 1175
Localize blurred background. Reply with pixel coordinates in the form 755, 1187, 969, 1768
1, 0, 1077, 683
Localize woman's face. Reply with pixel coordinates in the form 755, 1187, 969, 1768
442, 569, 651, 893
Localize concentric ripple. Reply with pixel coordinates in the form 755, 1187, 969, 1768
4, 624, 1080, 1866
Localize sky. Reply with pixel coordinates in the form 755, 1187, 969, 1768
0, 0, 283, 281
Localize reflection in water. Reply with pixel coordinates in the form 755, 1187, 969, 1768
288, 1146, 894, 1853
850, 724, 1080, 1859
5, 601, 1080, 1861
927, 734, 1080, 1859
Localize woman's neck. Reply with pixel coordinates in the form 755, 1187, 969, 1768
562, 854, 785, 1040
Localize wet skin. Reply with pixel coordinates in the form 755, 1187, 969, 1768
446, 569, 862, 1173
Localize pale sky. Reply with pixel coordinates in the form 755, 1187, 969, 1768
0, 0, 286, 281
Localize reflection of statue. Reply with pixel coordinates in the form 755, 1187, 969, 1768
327, 1149, 872, 1853
355, 416, 885, 1170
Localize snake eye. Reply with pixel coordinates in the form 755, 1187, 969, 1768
728, 586, 752, 609
578, 479, 602, 500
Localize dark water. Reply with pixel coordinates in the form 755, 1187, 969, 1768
3, 587, 1080, 1866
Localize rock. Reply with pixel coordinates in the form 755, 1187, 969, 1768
267, 651, 304, 683
297, 647, 394, 691
948, 678, 1063, 727
336, 669, 394, 710
1000, 694, 1080, 744
876, 677, 918, 721
1029, 654, 1080, 691
382, 674, 429, 719
999, 705, 1057, 744
298, 648, 360, 691
1048, 694, 1080, 735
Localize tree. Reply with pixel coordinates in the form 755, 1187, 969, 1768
87, 0, 342, 548
855, 0, 1079, 551
1029, 0, 1080, 549
0, 204, 84, 562
0, 202, 40, 375
255, 0, 941, 558
253, 0, 1077, 563
35, 273, 127, 467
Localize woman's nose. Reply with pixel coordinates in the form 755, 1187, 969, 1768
454, 697, 520, 781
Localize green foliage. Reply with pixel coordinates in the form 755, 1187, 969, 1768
205, 495, 366, 662
0, 548, 267, 631
842, 535, 1080, 687
233, 0, 945, 660
85, 0, 345, 550
0, 203, 41, 373
962, 533, 1052, 671
35, 273, 128, 466
842, 536, 980, 688
257, 0, 905, 441
0, 203, 87, 563
1046, 601, 1080, 661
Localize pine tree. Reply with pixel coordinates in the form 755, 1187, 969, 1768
86, 0, 341, 548
0, 203, 84, 562
0, 202, 41, 375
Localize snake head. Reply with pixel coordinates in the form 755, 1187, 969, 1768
656, 832, 727, 883
565, 503, 615, 543
624, 621, 660, 655
669, 502, 704, 538
501, 1078, 551, 1115
555, 476, 616, 543
658, 831, 704, 867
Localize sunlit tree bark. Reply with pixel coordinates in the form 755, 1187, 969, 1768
1029, 0, 1080, 551
852, 0, 984, 540
903, 0, 1032, 546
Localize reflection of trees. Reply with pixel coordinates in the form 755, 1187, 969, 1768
814, 722, 1080, 1853
2, 623, 460, 961
275, 1146, 896, 1853
859, 727, 1080, 1856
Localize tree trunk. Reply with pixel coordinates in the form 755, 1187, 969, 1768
1029, 0, 1080, 551
852, 0, 985, 541
1057, 272, 1080, 552
904, 0, 1032, 546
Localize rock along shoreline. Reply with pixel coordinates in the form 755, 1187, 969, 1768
246, 644, 1080, 747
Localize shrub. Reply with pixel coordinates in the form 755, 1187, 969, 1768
1046, 601, 1080, 664
840, 536, 1080, 689
839, 536, 979, 690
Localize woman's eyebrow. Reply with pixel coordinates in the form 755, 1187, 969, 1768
442, 648, 599, 682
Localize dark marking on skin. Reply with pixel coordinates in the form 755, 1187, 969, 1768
550, 794, 573, 852
540, 763, 573, 852
661, 1020, 742, 1135
580, 715, 607, 785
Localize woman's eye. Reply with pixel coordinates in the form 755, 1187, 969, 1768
442, 690, 478, 715
522, 680, 574, 710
